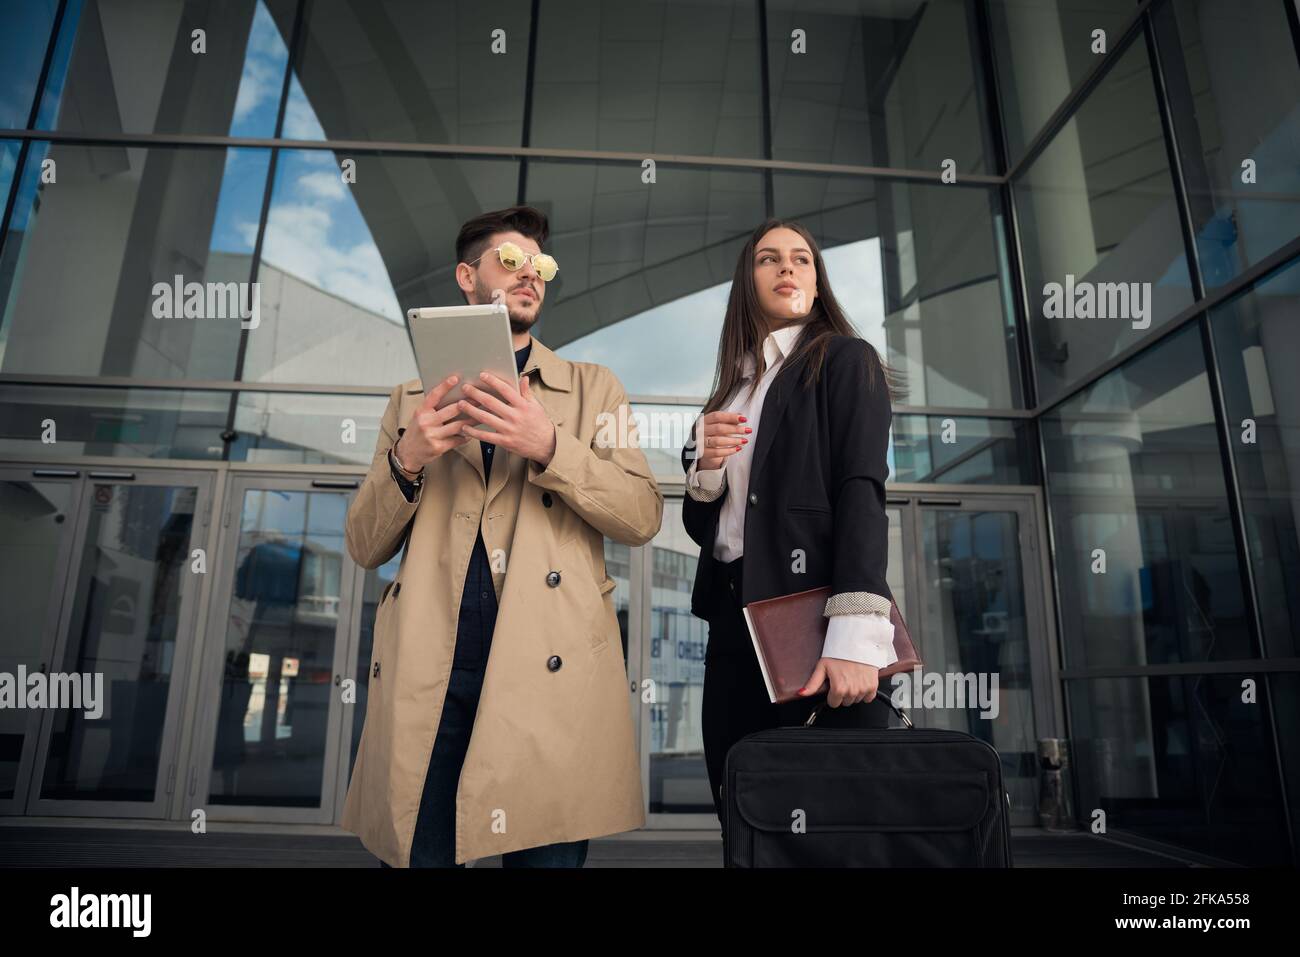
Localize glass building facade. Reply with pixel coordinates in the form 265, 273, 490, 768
0, 0, 1296, 865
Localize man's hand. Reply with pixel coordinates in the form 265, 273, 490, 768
459, 371, 557, 466
798, 657, 880, 708
692, 411, 750, 470
393, 374, 470, 472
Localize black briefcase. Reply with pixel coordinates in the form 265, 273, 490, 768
722, 699, 1013, 867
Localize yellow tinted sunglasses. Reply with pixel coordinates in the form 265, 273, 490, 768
471, 241, 559, 282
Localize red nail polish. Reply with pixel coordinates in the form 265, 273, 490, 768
744, 427, 752, 433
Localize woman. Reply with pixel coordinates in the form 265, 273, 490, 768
679, 218, 903, 827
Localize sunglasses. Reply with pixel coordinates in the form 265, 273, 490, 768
470, 241, 559, 282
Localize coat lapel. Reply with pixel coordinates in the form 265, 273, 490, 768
485, 335, 571, 509
747, 346, 808, 489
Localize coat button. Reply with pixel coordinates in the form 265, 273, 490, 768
749, 492, 759, 505
547, 655, 562, 672
372, 661, 380, 678
546, 570, 561, 587
542, 492, 553, 508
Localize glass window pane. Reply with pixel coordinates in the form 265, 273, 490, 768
0, 385, 231, 460
1042, 324, 1252, 669
210, 486, 348, 808
766, 0, 994, 173
1014, 39, 1194, 404
891, 415, 1038, 485
530, 0, 762, 157
775, 173, 1023, 409
0, 143, 271, 381
37, 0, 293, 137
649, 499, 710, 814
629, 403, 702, 480
1210, 255, 1300, 657
1066, 674, 1288, 865
989, 0, 1139, 162
530, 160, 766, 394
0, 0, 59, 129
231, 392, 388, 466
1154, 0, 1300, 289
283, 0, 531, 145
244, 150, 519, 387
0, 140, 19, 206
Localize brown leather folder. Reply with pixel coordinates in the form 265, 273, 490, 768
741, 586, 921, 704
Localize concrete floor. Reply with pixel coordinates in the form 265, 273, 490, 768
0, 820, 1196, 867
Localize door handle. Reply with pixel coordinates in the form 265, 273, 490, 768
88, 470, 136, 480
918, 498, 961, 506
311, 479, 360, 489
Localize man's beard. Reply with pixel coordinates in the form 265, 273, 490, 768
475, 277, 539, 334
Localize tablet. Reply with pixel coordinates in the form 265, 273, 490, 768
407, 303, 519, 434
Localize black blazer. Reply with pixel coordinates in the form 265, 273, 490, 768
680, 334, 894, 623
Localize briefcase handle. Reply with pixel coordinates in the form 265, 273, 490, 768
805, 696, 913, 729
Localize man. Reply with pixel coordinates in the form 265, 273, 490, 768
341, 206, 663, 867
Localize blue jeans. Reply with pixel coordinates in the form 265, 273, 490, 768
378, 662, 589, 868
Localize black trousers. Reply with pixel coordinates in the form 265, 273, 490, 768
701, 555, 893, 826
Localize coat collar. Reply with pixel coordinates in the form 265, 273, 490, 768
520, 334, 573, 393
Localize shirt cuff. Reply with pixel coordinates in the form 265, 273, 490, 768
685, 457, 726, 502
821, 613, 897, 668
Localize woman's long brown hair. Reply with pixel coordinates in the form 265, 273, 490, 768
700, 218, 904, 417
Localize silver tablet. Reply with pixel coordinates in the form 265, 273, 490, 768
407, 303, 519, 433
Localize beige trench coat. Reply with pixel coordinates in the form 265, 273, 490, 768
339, 336, 663, 865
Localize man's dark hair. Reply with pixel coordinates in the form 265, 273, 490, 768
455, 205, 549, 268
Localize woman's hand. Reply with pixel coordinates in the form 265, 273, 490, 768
798, 657, 880, 707
693, 411, 751, 470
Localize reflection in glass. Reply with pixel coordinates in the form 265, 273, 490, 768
1154, 0, 1300, 289
231, 392, 387, 466
0, 385, 231, 461
916, 508, 1036, 818
246, 150, 519, 387
988, 0, 1139, 162
648, 500, 710, 814
531, 160, 765, 392
1067, 674, 1287, 865
766, 0, 993, 173
41, 483, 198, 801
0, 480, 73, 800
1014, 39, 1193, 403
1211, 257, 1300, 657
1042, 324, 1251, 669
210, 488, 347, 807
775, 173, 1022, 409
284, 0, 530, 145
891, 415, 1038, 485
0, 1, 58, 129
37, 0, 292, 137
530, 0, 761, 157
0, 144, 271, 380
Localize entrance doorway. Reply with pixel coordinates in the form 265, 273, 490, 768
0, 464, 213, 818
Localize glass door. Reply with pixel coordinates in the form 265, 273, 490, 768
892, 493, 1055, 826
0, 467, 84, 814
24, 468, 213, 818
193, 475, 360, 824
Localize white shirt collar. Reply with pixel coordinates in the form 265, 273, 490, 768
741, 322, 808, 379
